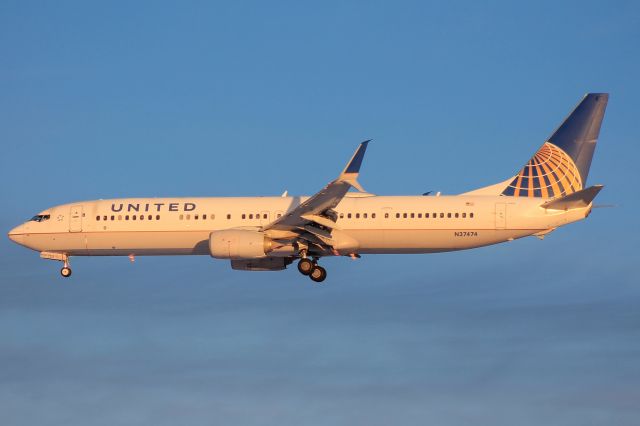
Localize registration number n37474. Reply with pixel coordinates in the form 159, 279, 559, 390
454, 231, 478, 237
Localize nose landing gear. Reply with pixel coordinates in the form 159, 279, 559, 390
40, 252, 73, 278
60, 256, 72, 278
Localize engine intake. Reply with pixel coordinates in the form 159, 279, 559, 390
209, 229, 273, 259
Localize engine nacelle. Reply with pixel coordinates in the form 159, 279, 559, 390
209, 229, 272, 259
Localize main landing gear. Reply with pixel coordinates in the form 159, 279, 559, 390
297, 256, 327, 283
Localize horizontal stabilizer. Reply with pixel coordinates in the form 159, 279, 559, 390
541, 185, 603, 210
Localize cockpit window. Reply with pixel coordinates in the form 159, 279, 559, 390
30, 214, 50, 222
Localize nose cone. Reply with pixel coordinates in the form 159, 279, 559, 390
8, 225, 25, 245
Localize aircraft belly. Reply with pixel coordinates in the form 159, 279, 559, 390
350, 228, 536, 254
28, 231, 211, 256
85, 231, 211, 255
28, 227, 539, 257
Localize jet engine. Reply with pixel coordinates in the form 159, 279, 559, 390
209, 229, 273, 259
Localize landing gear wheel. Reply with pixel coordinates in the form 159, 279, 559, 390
297, 258, 314, 276
60, 267, 72, 278
309, 265, 327, 283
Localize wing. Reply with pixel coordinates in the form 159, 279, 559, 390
262, 141, 370, 255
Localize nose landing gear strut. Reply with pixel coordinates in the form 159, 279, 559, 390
40, 252, 72, 278
59, 255, 72, 277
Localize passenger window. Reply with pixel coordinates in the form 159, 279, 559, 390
385, 213, 389, 218
403, 213, 407, 218
340, 213, 344, 219
410, 213, 415, 218
249, 214, 253, 219
447, 213, 452, 218
455, 213, 459, 218
277, 214, 281, 218
179, 214, 184, 220
103, 215, 107, 221
372, 213, 376, 219
195, 214, 199, 220
111, 215, 115, 221
356, 213, 360, 219
132, 215, 137, 220
118, 215, 122, 220
242, 214, 246, 219
425, 213, 429, 218
395, 213, 400, 218
347, 213, 352, 219
156, 215, 160, 220
440, 213, 444, 218
470, 213, 474, 218
418, 213, 422, 218
96, 216, 100, 221
462, 213, 466, 218
363, 213, 368, 219
148, 215, 152, 220
263, 214, 267, 219
125, 215, 129, 220
140, 215, 144, 221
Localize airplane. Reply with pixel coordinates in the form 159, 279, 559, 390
8, 93, 608, 283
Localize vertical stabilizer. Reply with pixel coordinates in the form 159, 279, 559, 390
501, 93, 608, 198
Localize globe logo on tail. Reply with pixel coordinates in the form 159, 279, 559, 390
502, 142, 582, 198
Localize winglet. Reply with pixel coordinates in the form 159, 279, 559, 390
541, 185, 604, 210
338, 140, 370, 192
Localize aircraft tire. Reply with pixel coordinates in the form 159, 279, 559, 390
298, 258, 314, 275
60, 267, 72, 278
309, 265, 327, 283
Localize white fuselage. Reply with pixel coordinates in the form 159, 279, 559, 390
8, 193, 591, 257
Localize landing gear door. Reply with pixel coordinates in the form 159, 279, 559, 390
69, 205, 83, 232
495, 203, 507, 230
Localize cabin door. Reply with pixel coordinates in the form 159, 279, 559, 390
495, 203, 507, 230
69, 205, 83, 232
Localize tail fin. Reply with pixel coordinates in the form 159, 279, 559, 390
502, 93, 608, 198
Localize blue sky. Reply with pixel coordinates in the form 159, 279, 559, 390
1, 1, 639, 425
